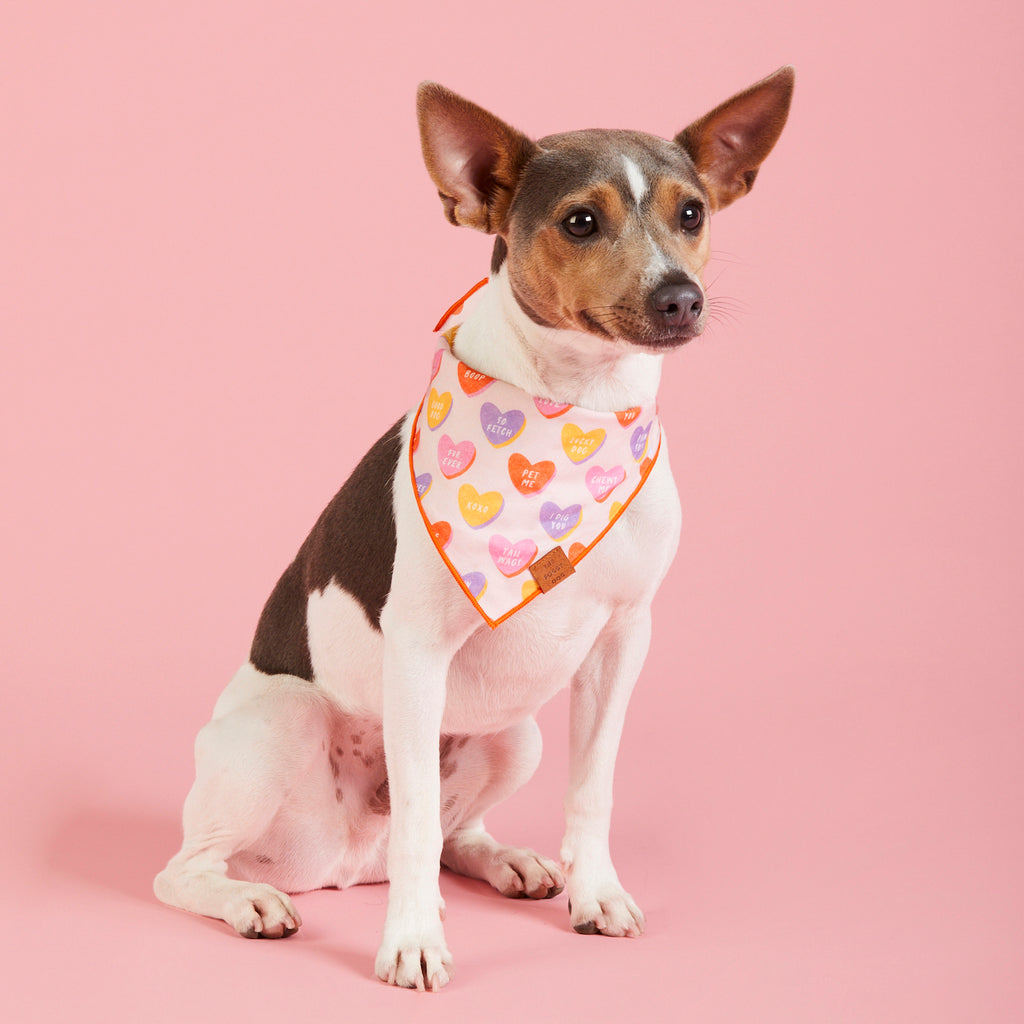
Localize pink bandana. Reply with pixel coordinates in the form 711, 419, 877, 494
409, 300, 662, 628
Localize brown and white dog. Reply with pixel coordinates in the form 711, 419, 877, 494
155, 68, 794, 990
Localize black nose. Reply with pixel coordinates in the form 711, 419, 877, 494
650, 281, 704, 329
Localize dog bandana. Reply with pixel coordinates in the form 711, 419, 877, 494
409, 286, 662, 627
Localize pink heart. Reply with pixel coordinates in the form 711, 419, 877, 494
437, 434, 476, 479
534, 397, 572, 418
585, 464, 626, 502
488, 535, 538, 577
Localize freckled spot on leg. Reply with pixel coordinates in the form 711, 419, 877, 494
335, 786, 344, 803
334, 744, 344, 757
439, 736, 460, 780
360, 752, 375, 768
456, 736, 470, 749
350, 733, 363, 745
329, 753, 340, 781
368, 778, 390, 816
256, 854, 274, 865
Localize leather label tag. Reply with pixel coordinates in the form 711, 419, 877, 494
529, 546, 576, 593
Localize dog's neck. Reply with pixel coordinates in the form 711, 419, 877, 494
450, 270, 664, 413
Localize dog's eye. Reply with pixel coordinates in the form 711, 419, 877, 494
562, 210, 598, 238
680, 203, 703, 231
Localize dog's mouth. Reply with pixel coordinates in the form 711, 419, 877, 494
579, 308, 703, 350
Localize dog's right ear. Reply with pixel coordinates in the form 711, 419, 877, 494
417, 84, 537, 234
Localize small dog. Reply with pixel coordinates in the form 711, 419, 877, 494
156, 68, 794, 990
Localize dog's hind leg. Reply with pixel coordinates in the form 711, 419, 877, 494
440, 717, 564, 899
154, 672, 330, 938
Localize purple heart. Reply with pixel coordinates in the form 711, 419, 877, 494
461, 571, 487, 599
630, 421, 652, 462
540, 501, 582, 540
480, 402, 526, 448
415, 472, 432, 498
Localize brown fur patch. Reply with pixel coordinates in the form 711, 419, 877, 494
439, 735, 459, 780
249, 419, 404, 679
368, 778, 390, 816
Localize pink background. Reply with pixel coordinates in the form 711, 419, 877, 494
3, 1, 1022, 1020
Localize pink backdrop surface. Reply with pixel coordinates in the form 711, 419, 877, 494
3, 1, 1022, 1021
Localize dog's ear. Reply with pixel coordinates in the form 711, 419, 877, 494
418, 83, 537, 233
676, 66, 794, 212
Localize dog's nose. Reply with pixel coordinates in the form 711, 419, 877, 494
650, 281, 704, 329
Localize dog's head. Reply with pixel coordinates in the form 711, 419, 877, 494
418, 68, 794, 351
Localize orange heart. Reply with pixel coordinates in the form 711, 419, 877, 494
457, 362, 494, 395
568, 542, 586, 563
431, 520, 452, 549
616, 407, 641, 427
507, 453, 555, 496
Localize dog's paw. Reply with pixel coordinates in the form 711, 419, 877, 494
493, 848, 565, 900
375, 906, 453, 991
375, 935, 454, 991
224, 882, 302, 939
568, 885, 645, 937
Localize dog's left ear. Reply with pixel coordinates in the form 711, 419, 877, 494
418, 83, 537, 234
676, 66, 794, 212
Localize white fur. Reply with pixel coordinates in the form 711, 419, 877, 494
622, 154, 649, 205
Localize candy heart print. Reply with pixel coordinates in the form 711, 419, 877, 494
508, 453, 555, 496
534, 397, 573, 418
458, 362, 494, 395
630, 421, 652, 461
488, 535, 538, 577
437, 435, 476, 479
458, 484, 504, 529
480, 403, 527, 448
561, 424, 605, 464
427, 388, 452, 430
540, 501, 582, 541
461, 571, 487, 599
585, 464, 626, 502
412, 335, 661, 625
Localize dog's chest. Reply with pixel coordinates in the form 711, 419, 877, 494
438, 508, 672, 733
441, 575, 610, 733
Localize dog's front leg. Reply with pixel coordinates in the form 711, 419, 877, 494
562, 606, 652, 938
374, 623, 456, 990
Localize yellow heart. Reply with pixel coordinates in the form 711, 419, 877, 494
609, 500, 623, 523
561, 423, 606, 464
521, 579, 539, 599
458, 483, 504, 529
427, 388, 453, 429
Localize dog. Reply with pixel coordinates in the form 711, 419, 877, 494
155, 67, 794, 990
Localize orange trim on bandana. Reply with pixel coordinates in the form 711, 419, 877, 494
432, 278, 490, 333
